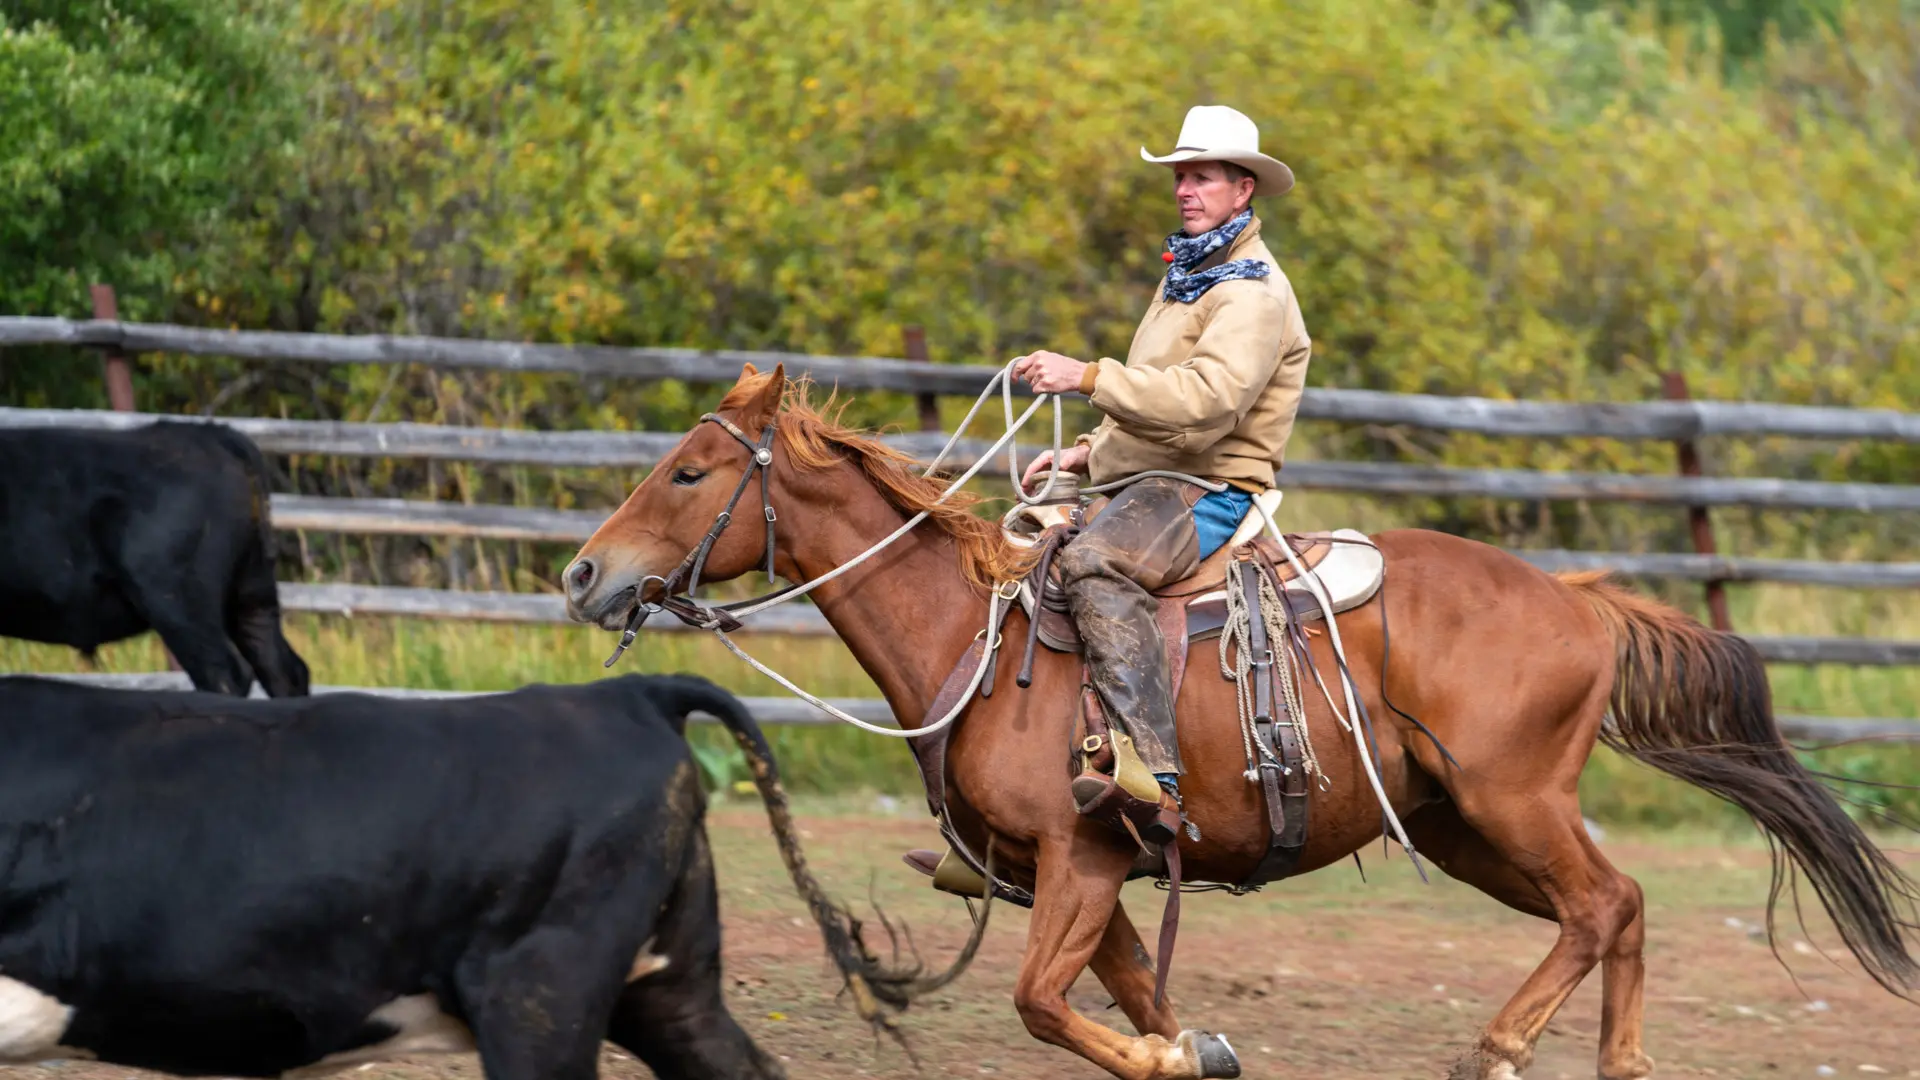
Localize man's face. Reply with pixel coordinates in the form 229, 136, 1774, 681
1173, 161, 1255, 236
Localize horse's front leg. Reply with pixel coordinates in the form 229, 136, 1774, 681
1014, 832, 1241, 1080
1088, 897, 1181, 1041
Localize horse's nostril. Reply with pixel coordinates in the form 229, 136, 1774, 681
568, 559, 596, 596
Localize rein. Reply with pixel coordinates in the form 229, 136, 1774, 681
602, 362, 1060, 735
602, 359, 1224, 734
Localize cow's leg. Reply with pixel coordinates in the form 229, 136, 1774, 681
456, 926, 625, 1080
225, 523, 310, 697
111, 519, 255, 695
142, 600, 253, 696
608, 830, 783, 1080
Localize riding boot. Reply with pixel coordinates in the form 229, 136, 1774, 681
1055, 478, 1202, 839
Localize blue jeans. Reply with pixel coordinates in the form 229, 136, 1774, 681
1192, 488, 1254, 560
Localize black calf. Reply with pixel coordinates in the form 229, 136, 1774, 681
0, 420, 308, 696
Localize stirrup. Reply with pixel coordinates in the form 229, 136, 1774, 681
1072, 733, 1178, 848
901, 847, 1031, 906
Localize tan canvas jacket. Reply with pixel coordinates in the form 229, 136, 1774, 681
1076, 216, 1310, 491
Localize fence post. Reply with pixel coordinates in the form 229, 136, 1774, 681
901, 326, 941, 433
89, 284, 136, 413
1661, 371, 1733, 632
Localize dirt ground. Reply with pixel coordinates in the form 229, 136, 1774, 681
7, 799, 1916, 1080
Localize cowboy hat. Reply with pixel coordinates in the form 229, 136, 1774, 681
1140, 105, 1294, 197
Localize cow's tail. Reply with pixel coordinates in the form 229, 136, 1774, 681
1563, 572, 1920, 998
194, 423, 280, 567
650, 674, 991, 1033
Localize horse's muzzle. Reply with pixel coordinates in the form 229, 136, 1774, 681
563, 558, 639, 630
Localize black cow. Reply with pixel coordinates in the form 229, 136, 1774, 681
0, 421, 308, 697
0, 673, 921, 1080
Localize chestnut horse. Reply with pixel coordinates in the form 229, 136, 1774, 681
564, 365, 1917, 1080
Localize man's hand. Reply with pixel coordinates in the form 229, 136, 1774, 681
1020, 444, 1091, 493
1012, 350, 1090, 395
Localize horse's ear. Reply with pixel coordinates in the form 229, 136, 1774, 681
740, 362, 759, 378
738, 362, 786, 430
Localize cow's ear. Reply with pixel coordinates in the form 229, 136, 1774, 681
737, 363, 786, 431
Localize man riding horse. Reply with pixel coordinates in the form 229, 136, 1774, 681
1008, 104, 1311, 841
563, 100, 1920, 1077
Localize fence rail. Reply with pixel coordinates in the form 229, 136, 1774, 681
5, 317, 1917, 442
11, 671, 1911, 743
10, 407, 1916, 512
270, 582, 1915, 665
0, 406, 968, 469
270, 495, 604, 543
270, 487, 1920, 552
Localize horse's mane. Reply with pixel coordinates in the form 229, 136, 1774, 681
719, 374, 1038, 590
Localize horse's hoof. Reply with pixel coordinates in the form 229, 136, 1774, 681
1179, 1030, 1241, 1079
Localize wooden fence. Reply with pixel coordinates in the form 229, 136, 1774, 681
15, 671, 1910, 745
5, 316, 1918, 442
7, 405, 1920, 514
1, 311, 1916, 737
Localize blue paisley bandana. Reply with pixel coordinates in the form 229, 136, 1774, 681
1161, 208, 1271, 304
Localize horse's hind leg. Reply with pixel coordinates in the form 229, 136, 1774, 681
1404, 778, 1648, 1080
1087, 898, 1180, 1040
1406, 802, 1653, 1079
1597, 878, 1652, 1080
1015, 835, 1237, 1079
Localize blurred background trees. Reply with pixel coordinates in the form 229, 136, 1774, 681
3, 0, 1915, 584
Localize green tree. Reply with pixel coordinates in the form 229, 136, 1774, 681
0, 0, 295, 406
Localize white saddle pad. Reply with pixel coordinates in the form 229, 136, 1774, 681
1187, 528, 1384, 623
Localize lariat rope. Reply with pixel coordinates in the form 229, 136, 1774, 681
700, 584, 1017, 739
648, 359, 1222, 740
642, 361, 1056, 739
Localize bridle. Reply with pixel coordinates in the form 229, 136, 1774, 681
601, 411, 788, 668
680, 412, 781, 592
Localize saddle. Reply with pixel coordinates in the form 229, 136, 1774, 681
907, 488, 1376, 1005
1002, 490, 1383, 700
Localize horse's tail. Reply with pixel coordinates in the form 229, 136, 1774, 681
1561, 570, 1920, 998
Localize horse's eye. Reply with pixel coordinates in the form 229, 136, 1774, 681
671, 468, 706, 487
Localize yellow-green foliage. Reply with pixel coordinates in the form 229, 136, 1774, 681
137, 0, 1916, 562
198, 1, 1917, 419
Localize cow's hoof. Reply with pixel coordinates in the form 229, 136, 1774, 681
1179, 1030, 1241, 1079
